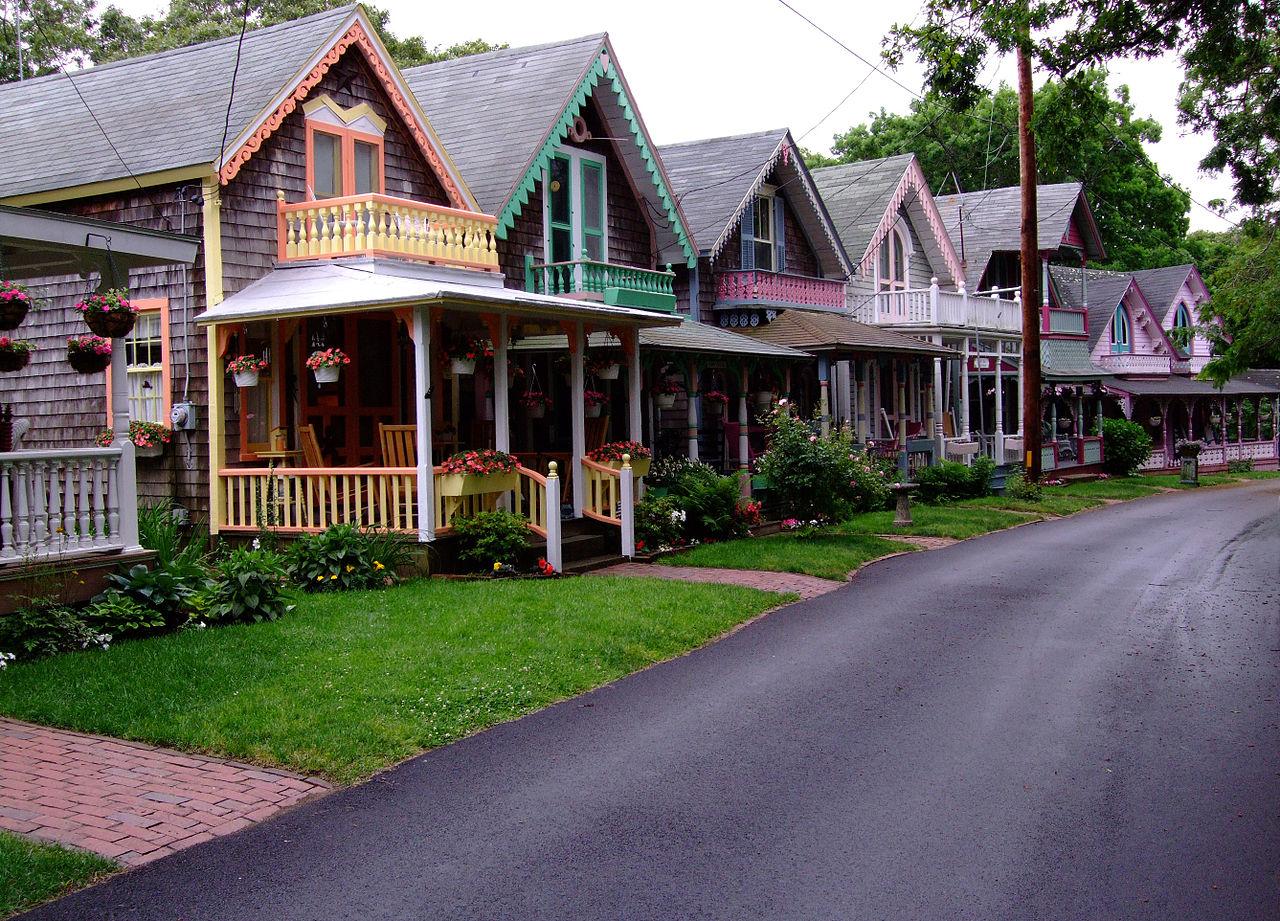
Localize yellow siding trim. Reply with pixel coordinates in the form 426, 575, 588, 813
0, 165, 212, 207
206, 325, 226, 534
200, 175, 224, 307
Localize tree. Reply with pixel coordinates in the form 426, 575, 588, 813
0, 0, 97, 82
813, 71, 1192, 271
1200, 221, 1280, 384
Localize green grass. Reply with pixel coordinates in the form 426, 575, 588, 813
0, 578, 785, 785
1229, 470, 1280, 479
836, 504, 1035, 540
659, 532, 915, 581
1043, 477, 1165, 500
0, 832, 115, 918
959, 494, 1103, 517
1140, 472, 1238, 489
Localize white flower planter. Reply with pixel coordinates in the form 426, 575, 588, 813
233, 369, 260, 388
595, 363, 620, 380
656, 393, 677, 410
754, 391, 776, 408
135, 445, 163, 459
313, 365, 341, 384
526, 403, 546, 419
451, 357, 476, 376
586, 403, 603, 418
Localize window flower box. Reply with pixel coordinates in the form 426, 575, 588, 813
0, 337, 35, 373
227, 354, 268, 388
0, 281, 34, 330
67, 335, 112, 374
436, 449, 519, 496
76, 289, 138, 338
588, 441, 652, 478
95, 420, 173, 457
307, 347, 350, 384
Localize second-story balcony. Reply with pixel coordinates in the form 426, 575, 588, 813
1097, 353, 1172, 375
277, 192, 500, 271
524, 256, 677, 312
859, 280, 1022, 334
1043, 306, 1087, 336
715, 269, 846, 311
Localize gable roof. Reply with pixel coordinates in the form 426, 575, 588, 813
812, 154, 963, 287
404, 35, 697, 265
0, 5, 474, 209
741, 310, 954, 357
935, 182, 1105, 290
1129, 264, 1198, 313
1049, 264, 1182, 354
657, 129, 851, 277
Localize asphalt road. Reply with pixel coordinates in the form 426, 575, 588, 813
23, 481, 1280, 920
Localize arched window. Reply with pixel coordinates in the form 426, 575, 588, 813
1110, 305, 1131, 354
1171, 302, 1193, 355
877, 226, 908, 292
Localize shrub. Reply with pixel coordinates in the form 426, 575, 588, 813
450, 510, 529, 570
1003, 466, 1043, 501
107, 562, 206, 624
83, 591, 165, 636
200, 547, 293, 624
1227, 458, 1255, 473
914, 456, 994, 504
1101, 417, 1153, 476
0, 599, 109, 660
672, 470, 743, 540
646, 456, 710, 489
289, 524, 404, 591
138, 500, 208, 573
634, 495, 685, 551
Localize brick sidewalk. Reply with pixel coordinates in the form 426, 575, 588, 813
0, 718, 329, 866
594, 563, 843, 600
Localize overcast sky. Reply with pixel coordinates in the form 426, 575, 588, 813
110, 0, 1239, 231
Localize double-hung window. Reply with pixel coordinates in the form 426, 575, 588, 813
106, 298, 169, 425
303, 95, 385, 199
740, 185, 785, 273
753, 193, 776, 272
544, 147, 608, 266
877, 226, 908, 292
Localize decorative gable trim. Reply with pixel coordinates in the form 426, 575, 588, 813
218, 17, 472, 210
1124, 278, 1182, 355
496, 49, 697, 266
860, 158, 964, 286
302, 94, 388, 133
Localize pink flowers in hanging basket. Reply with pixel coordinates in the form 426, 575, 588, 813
702, 390, 730, 405
438, 449, 518, 476
652, 378, 685, 395
0, 280, 32, 307
519, 390, 552, 409
227, 354, 269, 375
74, 289, 135, 317
306, 347, 351, 370
68, 334, 112, 356
584, 389, 608, 407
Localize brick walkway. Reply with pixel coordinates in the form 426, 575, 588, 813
594, 562, 843, 600
0, 718, 329, 866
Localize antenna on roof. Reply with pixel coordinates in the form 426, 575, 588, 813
14, 1, 26, 80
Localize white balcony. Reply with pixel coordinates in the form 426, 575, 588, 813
1097, 353, 1172, 375
863, 279, 1021, 334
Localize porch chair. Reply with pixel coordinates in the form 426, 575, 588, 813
585, 416, 609, 452
297, 424, 369, 528
378, 424, 417, 467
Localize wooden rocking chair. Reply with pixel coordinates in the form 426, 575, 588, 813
378, 424, 417, 467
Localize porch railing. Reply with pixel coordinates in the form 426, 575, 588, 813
581, 457, 635, 557
218, 467, 418, 532
859, 279, 1021, 333
1142, 439, 1278, 470
714, 269, 846, 310
524, 255, 676, 312
1096, 353, 1171, 374
277, 192, 500, 271
515, 464, 562, 572
1, 448, 128, 563
1044, 306, 1087, 335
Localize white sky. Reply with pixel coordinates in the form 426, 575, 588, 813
108, 0, 1239, 231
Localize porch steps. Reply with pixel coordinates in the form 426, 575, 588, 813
564, 553, 629, 575
525, 518, 625, 574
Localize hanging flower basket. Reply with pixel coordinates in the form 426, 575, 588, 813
588, 441, 652, 478
753, 390, 777, 408
436, 449, 519, 497
654, 377, 683, 410
0, 281, 34, 330
227, 354, 268, 388
307, 347, 349, 384
1057, 416, 1073, 432
584, 389, 607, 419
702, 390, 729, 415
445, 337, 492, 376
451, 357, 476, 375
67, 335, 112, 374
1148, 415, 1163, 427
595, 362, 620, 380
520, 390, 551, 419
76, 289, 138, 338
0, 337, 35, 373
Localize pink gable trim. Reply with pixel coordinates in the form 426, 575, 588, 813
1062, 214, 1084, 248
859, 158, 964, 287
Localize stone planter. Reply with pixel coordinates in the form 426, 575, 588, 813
435, 470, 519, 497
0, 350, 31, 373
595, 363, 620, 380
233, 369, 260, 388
83, 309, 137, 338
0, 300, 30, 330
313, 365, 341, 384
450, 357, 476, 376
656, 392, 677, 410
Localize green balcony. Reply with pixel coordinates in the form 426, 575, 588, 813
524, 255, 676, 312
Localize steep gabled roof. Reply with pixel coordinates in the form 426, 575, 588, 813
404, 35, 697, 265
1049, 264, 1182, 355
812, 154, 963, 287
935, 182, 1105, 290
658, 129, 851, 277
740, 310, 954, 356
0, 5, 474, 208
1129, 264, 1197, 312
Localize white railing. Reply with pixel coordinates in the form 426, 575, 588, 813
1147, 440, 1279, 470
864, 278, 1021, 333
0, 448, 128, 563
581, 456, 635, 558
219, 467, 418, 532
514, 463, 562, 572
1097, 353, 1171, 374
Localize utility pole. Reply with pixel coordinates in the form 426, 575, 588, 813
1017, 38, 1041, 480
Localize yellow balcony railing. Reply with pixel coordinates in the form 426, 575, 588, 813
277, 192, 499, 271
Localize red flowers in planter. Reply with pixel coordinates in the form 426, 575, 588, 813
587, 440, 651, 463
76, 289, 138, 337
583, 389, 608, 407
439, 449, 518, 476
306, 347, 351, 370
227, 354, 269, 375
702, 390, 730, 405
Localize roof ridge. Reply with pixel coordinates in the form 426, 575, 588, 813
812, 153, 915, 175
658, 128, 789, 150
402, 32, 606, 75
0, 5, 356, 92
936, 179, 1082, 202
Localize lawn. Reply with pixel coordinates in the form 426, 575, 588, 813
658, 532, 914, 581
836, 505, 1036, 540
1043, 477, 1166, 500
1229, 470, 1280, 479
959, 494, 1103, 517
1140, 472, 1238, 489
0, 577, 786, 785
0, 832, 115, 918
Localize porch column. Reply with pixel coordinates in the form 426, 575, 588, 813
1236, 398, 1244, 443
493, 314, 510, 453
109, 330, 139, 551
686, 359, 700, 461
932, 356, 945, 463
1096, 392, 1103, 434
896, 363, 907, 450
1161, 399, 1172, 463
835, 360, 851, 429
206, 326, 226, 535
627, 328, 642, 442
1074, 389, 1084, 440
857, 360, 870, 442
1183, 398, 1195, 440
412, 306, 435, 541
738, 366, 750, 497
994, 340, 1005, 458
961, 337, 971, 439
818, 356, 831, 437
570, 320, 585, 517
1016, 362, 1025, 437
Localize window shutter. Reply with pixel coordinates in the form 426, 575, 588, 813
773, 195, 786, 273
740, 196, 756, 270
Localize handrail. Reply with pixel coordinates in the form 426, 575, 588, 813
1, 446, 122, 462
219, 467, 418, 532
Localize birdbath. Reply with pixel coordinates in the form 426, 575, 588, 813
890, 482, 919, 528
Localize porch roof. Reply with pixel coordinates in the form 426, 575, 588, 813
738, 309, 955, 357
195, 259, 682, 327
1042, 339, 1104, 382
0, 204, 199, 278
508, 318, 810, 359
1100, 375, 1279, 398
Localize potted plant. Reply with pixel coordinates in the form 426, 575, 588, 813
306, 347, 350, 384
584, 389, 607, 418
0, 281, 34, 330
588, 440, 652, 478
653, 378, 683, 410
67, 334, 112, 374
702, 389, 729, 416
1175, 438, 1202, 458
753, 389, 777, 409
446, 337, 492, 376
520, 390, 552, 419
96, 420, 173, 458
227, 354, 268, 388
75, 289, 138, 338
0, 337, 35, 373
589, 353, 621, 380
436, 449, 519, 497
1148, 414, 1163, 427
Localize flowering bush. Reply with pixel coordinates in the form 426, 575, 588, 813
0, 337, 35, 354
734, 498, 762, 529
702, 389, 729, 405
95, 420, 173, 450
519, 390, 552, 409
67, 334, 112, 357
536, 557, 557, 576
588, 440, 651, 463
646, 456, 708, 488
444, 337, 493, 362
439, 448, 517, 475
0, 280, 34, 310
227, 354, 269, 375
450, 509, 529, 570
584, 389, 608, 407
74, 288, 135, 318
652, 378, 684, 395
306, 347, 350, 370
635, 495, 686, 550
288, 524, 408, 591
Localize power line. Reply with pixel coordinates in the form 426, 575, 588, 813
217, 0, 252, 166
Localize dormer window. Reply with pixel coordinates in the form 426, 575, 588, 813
543, 147, 607, 265
740, 184, 785, 274
303, 95, 386, 199
753, 189, 776, 272
1111, 304, 1132, 354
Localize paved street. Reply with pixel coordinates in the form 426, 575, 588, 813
22, 481, 1280, 920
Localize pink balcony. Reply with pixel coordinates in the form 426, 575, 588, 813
715, 270, 845, 311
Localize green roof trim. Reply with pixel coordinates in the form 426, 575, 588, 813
495, 54, 697, 268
